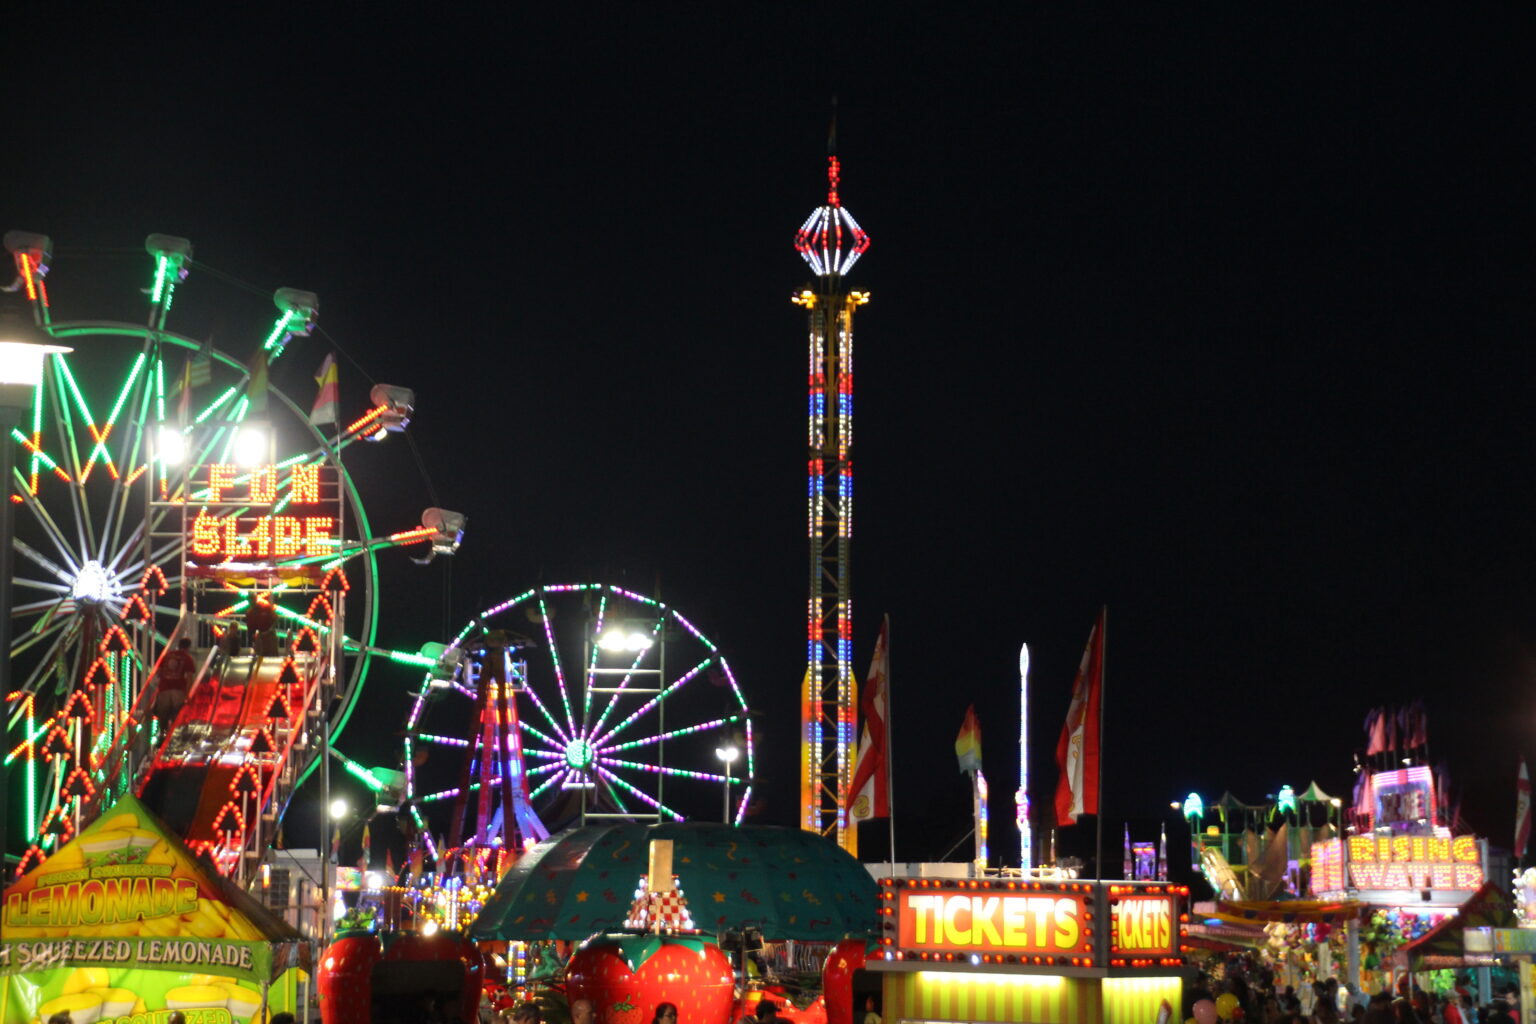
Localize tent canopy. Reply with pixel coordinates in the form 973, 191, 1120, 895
1299, 781, 1335, 804
1, 793, 305, 985
471, 822, 878, 942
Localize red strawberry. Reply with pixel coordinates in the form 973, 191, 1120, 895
568, 934, 735, 1024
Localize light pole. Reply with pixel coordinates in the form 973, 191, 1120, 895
323, 796, 349, 946
0, 320, 70, 861
715, 742, 740, 824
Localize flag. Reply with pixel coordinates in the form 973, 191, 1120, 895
310, 352, 339, 426
358, 820, 372, 871
1405, 698, 1429, 749
848, 614, 890, 822
1055, 608, 1105, 826
1364, 708, 1387, 756
247, 348, 269, 415
177, 356, 194, 425
955, 704, 982, 773
189, 336, 213, 387
1518, 759, 1531, 861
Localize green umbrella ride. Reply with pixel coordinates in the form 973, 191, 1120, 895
469, 823, 879, 941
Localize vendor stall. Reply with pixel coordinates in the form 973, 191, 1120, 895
1, 794, 308, 1024
868, 879, 1190, 1024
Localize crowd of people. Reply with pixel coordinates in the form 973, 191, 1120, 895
1188, 955, 1523, 1024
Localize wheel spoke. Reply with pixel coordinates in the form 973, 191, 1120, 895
16, 488, 82, 578
537, 597, 575, 735
591, 657, 711, 749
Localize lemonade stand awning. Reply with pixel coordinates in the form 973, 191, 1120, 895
1, 794, 306, 1024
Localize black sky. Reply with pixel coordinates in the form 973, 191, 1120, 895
5, 6, 1536, 872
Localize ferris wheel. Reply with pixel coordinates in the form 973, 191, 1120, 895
399, 583, 756, 867
1, 231, 451, 867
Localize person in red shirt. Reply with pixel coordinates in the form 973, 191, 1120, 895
155, 637, 197, 734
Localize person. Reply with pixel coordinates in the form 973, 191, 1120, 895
155, 636, 197, 733
511, 1002, 541, 1024
651, 1004, 678, 1024
755, 1001, 779, 1021
167, 1014, 187, 1024
271, 1015, 297, 1024
47, 1014, 73, 1024
246, 592, 278, 655
862, 994, 883, 1024
570, 1000, 595, 1024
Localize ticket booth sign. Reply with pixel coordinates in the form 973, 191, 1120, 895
895, 886, 1092, 957
1110, 895, 1176, 955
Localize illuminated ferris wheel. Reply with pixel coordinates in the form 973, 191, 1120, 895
1, 231, 452, 867
399, 583, 755, 867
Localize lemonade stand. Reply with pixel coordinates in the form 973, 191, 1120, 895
1, 795, 307, 1024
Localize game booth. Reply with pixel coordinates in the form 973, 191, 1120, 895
1, 794, 308, 1024
866, 878, 1191, 1024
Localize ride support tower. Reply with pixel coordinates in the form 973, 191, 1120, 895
793, 152, 870, 853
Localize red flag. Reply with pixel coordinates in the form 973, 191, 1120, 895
1055, 608, 1105, 826
1364, 708, 1387, 756
848, 614, 890, 822
1517, 759, 1531, 861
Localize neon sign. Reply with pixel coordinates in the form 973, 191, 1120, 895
1111, 896, 1175, 955
896, 887, 1091, 956
1310, 835, 1484, 894
184, 463, 339, 565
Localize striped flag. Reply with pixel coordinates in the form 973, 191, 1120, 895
955, 704, 982, 774
246, 348, 269, 415
189, 336, 213, 387
1517, 759, 1531, 863
310, 352, 340, 426
848, 614, 890, 821
1055, 608, 1105, 825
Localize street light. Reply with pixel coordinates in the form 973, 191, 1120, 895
715, 742, 740, 824
0, 317, 70, 861
329, 796, 350, 859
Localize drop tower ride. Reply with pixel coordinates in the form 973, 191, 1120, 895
794, 151, 870, 852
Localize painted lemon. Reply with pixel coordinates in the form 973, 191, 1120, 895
38, 992, 104, 1024
59, 968, 111, 994
224, 984, 265, 1019
165, 985, 231, 1010
85, 988, 136, 1016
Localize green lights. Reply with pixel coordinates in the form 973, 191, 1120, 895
151, 255, 169, 304
562, 738, 596, 771
263, 310, 297, 352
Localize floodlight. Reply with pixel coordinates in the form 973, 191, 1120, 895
233, 423, 271, 467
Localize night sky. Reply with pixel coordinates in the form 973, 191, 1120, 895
6, 7, 1535, 877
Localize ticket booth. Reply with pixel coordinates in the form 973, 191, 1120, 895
869, 879, 1191, 1024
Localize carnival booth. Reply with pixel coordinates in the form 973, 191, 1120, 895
471, 824, 878, 1023
866, 879, 1190, 1024
0, 794, 307, 1024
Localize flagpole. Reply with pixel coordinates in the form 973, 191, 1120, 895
1095, 606, 1106, 881
885, 617, 896, 875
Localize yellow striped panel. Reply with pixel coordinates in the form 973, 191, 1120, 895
1103, 976, 1183, 1024
890, 971, 1101, 1023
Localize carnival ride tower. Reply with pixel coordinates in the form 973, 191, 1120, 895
794, 153, 870, 852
